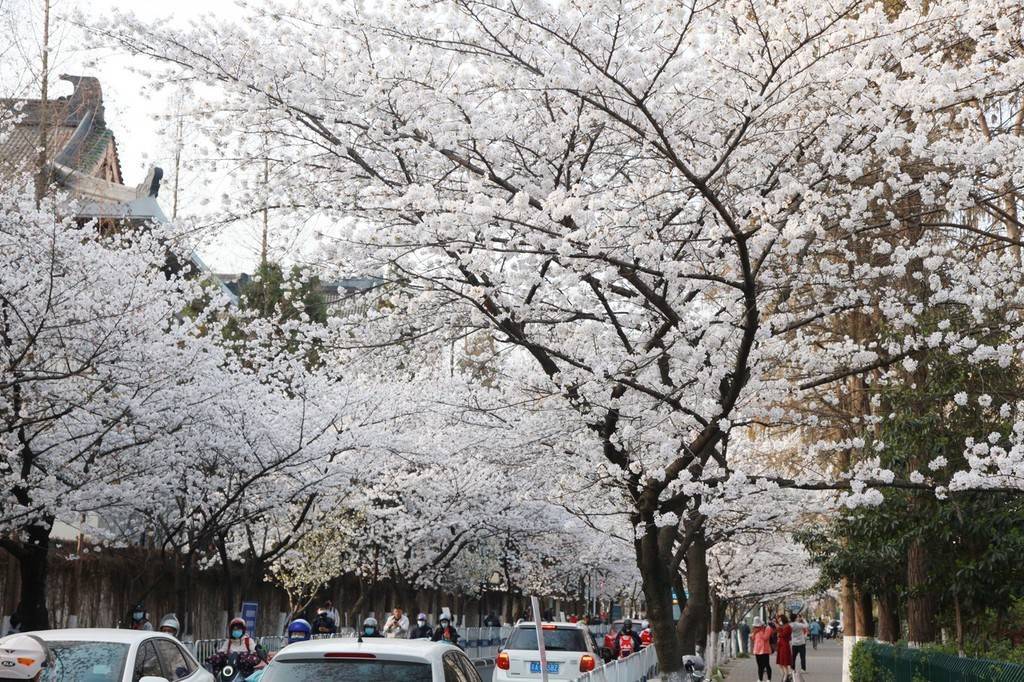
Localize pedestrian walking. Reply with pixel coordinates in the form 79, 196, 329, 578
751, 617, 774, 681
739, 620, 751, 654
790, 615, 808, 678
775, 614, 793, 682
808, 619, 822, 649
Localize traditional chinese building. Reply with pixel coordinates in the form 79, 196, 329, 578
0, 73, 233, 299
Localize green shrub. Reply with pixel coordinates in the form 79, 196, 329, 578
850, 640, 881, 682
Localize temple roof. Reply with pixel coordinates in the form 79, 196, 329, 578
0, 75, 122, 182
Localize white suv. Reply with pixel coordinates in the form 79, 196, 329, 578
494, 622, 599, 682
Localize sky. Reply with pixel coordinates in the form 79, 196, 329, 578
6, 0, 273, 272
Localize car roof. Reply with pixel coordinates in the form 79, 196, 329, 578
272, 637, 458, 662
30, 629, 177, 645
514, 622, 585, 628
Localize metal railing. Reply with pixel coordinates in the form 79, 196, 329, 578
578, 644, 658, 682
189, 629, 356, 663
856, 641, 1024, 682
459, 626, 513, 660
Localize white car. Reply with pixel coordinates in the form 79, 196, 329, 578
494, 622, 599, 681
31, 629, 213, 682
255, 637, 483, 682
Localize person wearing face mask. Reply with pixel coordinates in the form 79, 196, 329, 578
220, 617, 256, 654
361, 616, 383, 638
129, 602, 153, 631
410, 613, 433, 639
431, 615, 460, 646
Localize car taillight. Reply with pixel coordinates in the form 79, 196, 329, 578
497, 652, 510, 670
580, 655, 596, 672
542, 624, 557, 630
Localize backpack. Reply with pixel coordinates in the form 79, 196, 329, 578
618, 633, 635, 658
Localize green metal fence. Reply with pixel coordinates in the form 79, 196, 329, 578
858, 641, 1024, 682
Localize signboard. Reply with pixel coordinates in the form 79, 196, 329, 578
241, 601, 259, 635
788, 601, 804, 615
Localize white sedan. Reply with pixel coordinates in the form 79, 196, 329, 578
31, 629, 213, 682
255, 637, 482, 682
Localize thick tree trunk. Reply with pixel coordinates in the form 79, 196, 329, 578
12, 523, 53, 631
906, 538, 934, 646
636, 524, 683, 678
854, 585, 874, 638
679, 531, 709, 656
876, 591, 900, 643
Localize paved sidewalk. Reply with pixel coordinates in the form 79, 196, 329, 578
722, 640, 843, 682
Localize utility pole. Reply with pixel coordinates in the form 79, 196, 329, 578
33, 0, 52, 206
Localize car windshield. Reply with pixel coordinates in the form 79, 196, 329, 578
507, 627, 587, 652
260, 659, 434, 682
43, 641, 130, 682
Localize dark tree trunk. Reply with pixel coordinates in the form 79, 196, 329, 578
906, 538, 934, 645
9, 523, 53, 631
854, 585, 874, 638
679, 531, 709, 655
876, 591, 900, 643
636, 524, 683, 676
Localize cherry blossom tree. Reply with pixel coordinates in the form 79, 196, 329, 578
98, 0, 1024, 674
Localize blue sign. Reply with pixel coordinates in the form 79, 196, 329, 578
241, 601, 259, 635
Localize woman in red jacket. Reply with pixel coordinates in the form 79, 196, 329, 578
775, 614, 793, 682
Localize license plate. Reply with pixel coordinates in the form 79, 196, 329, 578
529, 662, 560, 674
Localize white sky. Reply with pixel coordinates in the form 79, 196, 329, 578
9, 0, 272, 272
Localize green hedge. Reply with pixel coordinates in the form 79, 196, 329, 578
850, 640, 1024, 682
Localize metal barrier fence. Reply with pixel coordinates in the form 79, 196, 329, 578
460, 626, 513, 660
189, 629, 356, 663
578, 644, 658, 682
858, 641, 1024, 682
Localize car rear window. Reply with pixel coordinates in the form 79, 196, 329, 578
260, 658, 434, 682
507, 627, 588, 652
45, 640, 130, 681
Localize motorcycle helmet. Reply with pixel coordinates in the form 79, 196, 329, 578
362, 616, 379, 637
417, 612, 427, 623
0, 634, 51, 680
159, 613, 180, 636
288, 618, 313, 644
622, 618, 633, 632
229, 617, 247, 639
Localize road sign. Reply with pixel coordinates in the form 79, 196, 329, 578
241, 601, 259, 635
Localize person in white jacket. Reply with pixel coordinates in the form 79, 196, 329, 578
383, 608, 410, 638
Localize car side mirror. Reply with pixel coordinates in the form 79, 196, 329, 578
139, 677, 170, 682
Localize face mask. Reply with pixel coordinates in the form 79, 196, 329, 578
364, 627, 375, 636
441, 621, 450, 627
418, 620, 426, 626
231, 629, 244, 639
133, 612, 144, 620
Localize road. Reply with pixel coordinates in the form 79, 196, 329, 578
477, 663, 495, 681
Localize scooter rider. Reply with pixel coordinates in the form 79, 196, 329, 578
410, 613, 433, 639
130, 602, 154, 631
0, 634, 52, 680
287, 618, 313, 644
159, 613, 181, 638
612, 619, 642, 659
361, 617, 383, 638
431, 615, 460, 645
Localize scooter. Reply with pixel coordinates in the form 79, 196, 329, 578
682, 654, 706, 681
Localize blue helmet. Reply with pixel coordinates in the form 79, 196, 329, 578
287, 619, 312, 644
